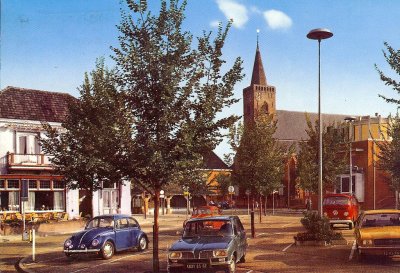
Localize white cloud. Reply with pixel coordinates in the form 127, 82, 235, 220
210, 20, 221, 28
216, 0, 248, 29
263, 9, 292, 30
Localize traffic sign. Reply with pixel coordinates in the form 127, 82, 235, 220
228, 186, 234, 193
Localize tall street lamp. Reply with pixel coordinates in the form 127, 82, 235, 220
344, 116, 356, 195
307, 28, 333, 217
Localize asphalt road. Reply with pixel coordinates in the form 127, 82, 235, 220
2, 211, 400, 273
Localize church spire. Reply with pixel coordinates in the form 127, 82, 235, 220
251, 30, 267, 86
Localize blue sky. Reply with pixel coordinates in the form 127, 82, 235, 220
1, 0, 400, 158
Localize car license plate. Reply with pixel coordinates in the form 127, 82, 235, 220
186, 263, 207, 269
384, 251, 400, 256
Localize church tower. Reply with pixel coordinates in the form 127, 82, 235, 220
243, 39, 276, 126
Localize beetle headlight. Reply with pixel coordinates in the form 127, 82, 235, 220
362, 240, 373, 245
91, 238, 100, 247
64, 239, 72, 248
213, 249, 228, 257
169, 252, 182, 259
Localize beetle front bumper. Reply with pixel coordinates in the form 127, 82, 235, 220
64, 249, 100, 254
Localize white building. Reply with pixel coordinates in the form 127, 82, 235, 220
0, 86, 131, 219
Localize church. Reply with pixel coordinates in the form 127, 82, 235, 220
240, 40, 393, 210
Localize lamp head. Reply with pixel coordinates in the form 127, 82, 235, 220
307, 28, 333, 41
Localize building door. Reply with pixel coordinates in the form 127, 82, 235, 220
103, 189, 119, 214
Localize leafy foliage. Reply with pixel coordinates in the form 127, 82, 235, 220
111, 0, 243, 194
43, 1, 243, 271
375, 43, 400, 193
231, 114, 287, 196
375, 42, 400, 105
376, 115, 400, 191
41, 59, 132, 191
296, 114, 347, 192
298, 211, 342, 242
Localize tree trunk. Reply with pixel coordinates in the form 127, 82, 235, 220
264, 195, 267, 216
153, 187, 160, 273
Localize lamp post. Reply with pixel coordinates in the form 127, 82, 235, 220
307, 28, 333, 217
344, 116, 356, 195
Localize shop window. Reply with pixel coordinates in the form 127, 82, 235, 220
40, 180, 51, 189
29, 180, 37, 189
34, 191, 53, 210
7, 180, 19, 189
0, 191, 20, 211
53, 181, 64, 189
0, 180, 4, 189
27, 192, 35, 211
53, 191, 65, 210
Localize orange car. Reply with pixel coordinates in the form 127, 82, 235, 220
183, 206, 221, 227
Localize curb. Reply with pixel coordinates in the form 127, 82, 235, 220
16, 256, 35, 273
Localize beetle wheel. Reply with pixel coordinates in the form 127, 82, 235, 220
100, 241, 115, 260
138, 236, 148, 251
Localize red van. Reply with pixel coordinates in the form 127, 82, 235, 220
323, 193, 360, 229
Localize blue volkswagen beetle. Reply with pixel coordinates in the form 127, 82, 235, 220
168, 216, 247, 273
63, 214, 148, 259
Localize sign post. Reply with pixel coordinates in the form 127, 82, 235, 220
228, 186, 234, 211
245, 190, 250, 215
183, 186, 190, 218
21, 180, 28, 235
160, 190, 165, 215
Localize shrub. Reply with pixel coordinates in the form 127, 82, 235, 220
298, 211, 343, 242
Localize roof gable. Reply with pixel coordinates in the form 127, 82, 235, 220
0, 86, 73, 123
203, 152, 229, 170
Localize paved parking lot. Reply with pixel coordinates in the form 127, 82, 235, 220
2, 211, 400, 272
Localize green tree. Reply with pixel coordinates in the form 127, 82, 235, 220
297, 115, 347, 192
375, 42, 400, 105
376, 116, 400, 200
112, 1, 243, 271
42, 1, 243, 270
41, 59, 132, 192
231, 115, 287, 219
375, 42, 400, 207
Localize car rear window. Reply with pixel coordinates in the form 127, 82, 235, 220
361, 213, 400, 227
323, 196, 350, 206
194, 208, 211, 215
183, 220, 231, 237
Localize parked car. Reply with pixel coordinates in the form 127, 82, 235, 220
183, 205, 222, 227
355, 209, 400, 260
168, 216, 247, 273
63, 214, 148, 259
218, 201, 231, 210
323, 193, 359, 229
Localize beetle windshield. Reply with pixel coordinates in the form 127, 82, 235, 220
323, 196, 350, 206
183, 220, 232, 237
361, 213, 400, 227
86, 216, 115, 229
